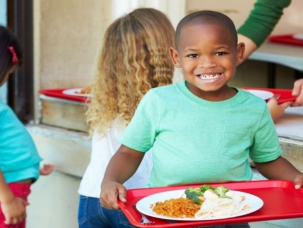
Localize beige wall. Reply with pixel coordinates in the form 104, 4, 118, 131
186, 0, 255, 28
34, 0, 112, 90
273, 0, 303, 35
186, 0, 303, 34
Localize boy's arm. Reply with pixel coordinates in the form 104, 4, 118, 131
0, 171, 28, 225
100, 145, 145, 210
254, 157, 303, 189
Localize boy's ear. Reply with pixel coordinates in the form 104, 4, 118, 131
169, 47, 181, 68
236, 42, 245, 66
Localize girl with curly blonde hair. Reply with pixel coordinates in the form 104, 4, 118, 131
78, 8, 175, 228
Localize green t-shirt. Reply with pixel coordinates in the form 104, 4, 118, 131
120, 81, 282, 187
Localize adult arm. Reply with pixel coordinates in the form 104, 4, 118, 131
238, 1, 303, 108
100, 145, 144, 209
237, 0, 291, 60
237, 34, 257, 61
0, 171, 28, 224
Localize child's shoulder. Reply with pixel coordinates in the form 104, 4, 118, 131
0, 102, 17, 120
142, 83, 181, 105
0, 101, 9, 112
239, 88, 269, 105
152, 82, 178, 91
148, 83, 179, 96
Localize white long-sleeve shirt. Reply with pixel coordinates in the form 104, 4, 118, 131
78, 118, 153, 198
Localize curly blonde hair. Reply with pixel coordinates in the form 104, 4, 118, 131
86, 8, 175, 136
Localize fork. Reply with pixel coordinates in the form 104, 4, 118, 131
140, 213, 155, 225
273, 94, 281, 100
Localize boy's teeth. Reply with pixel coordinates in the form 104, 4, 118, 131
199, 74, 220, 79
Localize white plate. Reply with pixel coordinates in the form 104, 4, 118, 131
62, 88, 91, 97
136, 189, 263, 221
245, 90, 274, 100
293, 33, 303, 41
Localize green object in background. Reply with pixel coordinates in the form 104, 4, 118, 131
237, 0, 291, 47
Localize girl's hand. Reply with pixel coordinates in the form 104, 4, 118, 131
267, 97, 292, 122
292, 79, 303, 107
39, 164, 54, 176
294, 174, 303, 189
1, 196, 29, 225
100, 181, 127, 210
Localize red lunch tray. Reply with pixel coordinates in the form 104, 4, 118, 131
38, 88, 91, 103
118, 180, 303, 228
38, 88, 296, 104
241, 87, 297, 104
268, 34, 303, 47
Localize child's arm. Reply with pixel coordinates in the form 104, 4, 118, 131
39, 164, 54, 176
254, 157, 303, 189
266, 98, 292, 122
100, 145, 144, 210
0, 171, 28, 225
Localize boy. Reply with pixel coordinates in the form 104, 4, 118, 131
100, 10, 303, 214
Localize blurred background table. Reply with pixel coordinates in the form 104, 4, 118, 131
249, 41, 303, 88
274, 106, 303, 172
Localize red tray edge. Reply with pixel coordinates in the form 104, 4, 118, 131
268, 34, 303, 46
38, 87, 297, 105
240, 87, 297, 104
38, 89, 90, 103
119, 180, 302, 227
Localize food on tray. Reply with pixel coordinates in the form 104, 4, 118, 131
150, 185, 251, 218
75, 85, 91, 95
150, 197, 200, 218
195, 190, 251, 218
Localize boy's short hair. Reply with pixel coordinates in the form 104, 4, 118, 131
175, 10, 238, 49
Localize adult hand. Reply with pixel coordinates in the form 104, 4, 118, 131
266, 97, 292, 122
100, 181, 127, 210
291, 79, 303, 107
1, 196, 29, 225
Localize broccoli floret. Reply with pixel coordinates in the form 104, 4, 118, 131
199, 185, 214, 194
184, 188, 204, 205
214, 186, 229, 197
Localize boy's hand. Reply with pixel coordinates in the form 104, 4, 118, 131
1, 196, 29, 225
294, 174, 303, 189
100, 181, 127, 210
39, 164, 54, 176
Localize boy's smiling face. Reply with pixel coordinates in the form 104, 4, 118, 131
170, 23, 245, 101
